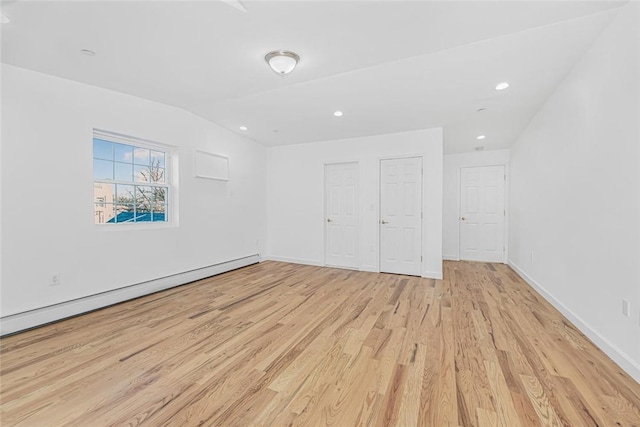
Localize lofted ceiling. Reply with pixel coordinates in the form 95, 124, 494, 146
0, 1, 626, 152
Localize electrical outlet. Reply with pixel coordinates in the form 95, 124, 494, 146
622, 299, 630, 317
49, 273, 61, 286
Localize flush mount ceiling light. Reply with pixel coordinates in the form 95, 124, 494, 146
80, 49, 96, 56
334, 111, 343, 117
477, 135, 486, 140
239, 126, 248, 131
0, 14, 10, 24
265, 50, 300, 76
495, 82, 510, 91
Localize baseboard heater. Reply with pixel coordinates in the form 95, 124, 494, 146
0, 254, 260, 337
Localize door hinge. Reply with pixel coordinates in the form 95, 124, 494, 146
421, 256, 423, 261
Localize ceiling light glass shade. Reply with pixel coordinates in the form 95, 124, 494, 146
265, 50, 300, 75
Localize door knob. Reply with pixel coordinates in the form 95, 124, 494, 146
461, 217, 466, 220
327, 218, 333, 223
380, 219, 388, 224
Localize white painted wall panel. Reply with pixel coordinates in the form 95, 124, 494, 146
509, 3, 640, 381
266, 129, 443, 279
0, 64, 267, 318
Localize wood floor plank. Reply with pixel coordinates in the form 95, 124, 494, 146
2, 260, 640, 426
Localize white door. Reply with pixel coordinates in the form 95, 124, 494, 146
325, 163, 359, 269
460, 165, 505, 262
380, 157, 422, 276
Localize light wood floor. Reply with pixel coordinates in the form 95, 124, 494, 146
1, 261, 639, 426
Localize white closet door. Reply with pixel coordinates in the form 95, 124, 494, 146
325, 162, 359, 269
460, 165, 505, 262
380, 157, 422, 276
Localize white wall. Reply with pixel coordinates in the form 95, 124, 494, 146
508, 3, 640, 382
0, 64, 267, 317
266, 128, 443, 278
443, 149, 510, 261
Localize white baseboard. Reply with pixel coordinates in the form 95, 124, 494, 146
0, 254, 260, 336
262, 255, 324, 267
422, 270, 443, 280
508, 260, 640, 384
443, 254, 460, 261
264, 256, 443, 280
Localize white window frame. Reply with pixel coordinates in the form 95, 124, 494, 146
93, 129, 178, 227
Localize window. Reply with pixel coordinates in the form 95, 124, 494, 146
93, 131, 171, 224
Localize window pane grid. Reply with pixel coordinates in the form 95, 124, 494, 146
93, 136, 170, 225
95, 179, 168, 188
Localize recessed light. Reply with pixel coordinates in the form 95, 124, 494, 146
475, 146, 485, 151
239, 126, 248, 131
80, 49, 96, 56
477, 135, 486, 140
334, 111, 343, 117
495, 82, 510, 91
0, 14, 10, 24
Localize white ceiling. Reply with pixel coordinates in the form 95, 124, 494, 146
0, 1, 626, 152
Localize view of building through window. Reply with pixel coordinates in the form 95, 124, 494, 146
93, 135, 169, 224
